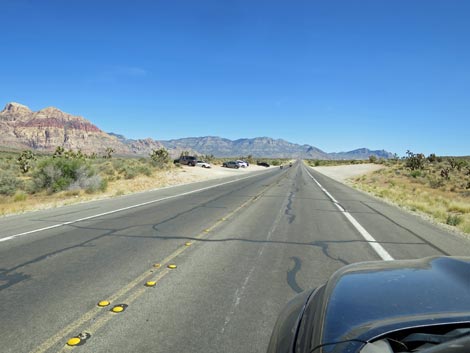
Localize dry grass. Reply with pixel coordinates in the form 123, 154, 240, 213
0, 167, 204, 216
351, 161, 470, 235
0, 149, 281, 217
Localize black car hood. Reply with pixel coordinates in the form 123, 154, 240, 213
318, 256, 470, 350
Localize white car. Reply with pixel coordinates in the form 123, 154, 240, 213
235, 160, 248, 168
196, 160, 211, 168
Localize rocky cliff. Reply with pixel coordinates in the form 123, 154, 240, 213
0, 103, 163, 155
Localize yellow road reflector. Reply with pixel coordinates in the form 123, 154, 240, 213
185, 242, 192, 246
167, 264, 177, 269
97, 300, 110, 307
111, 304, 127, 313
67, 337, 81, 346
204, 229, 210, 233
145, 281, 156, 287
66, 332, 90, 347
153, 263, 161, 268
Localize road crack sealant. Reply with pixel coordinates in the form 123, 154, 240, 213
30, 169, 289, 353
221, 173, 293, 334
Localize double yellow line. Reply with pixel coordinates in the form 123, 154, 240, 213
32, 171, 288, 353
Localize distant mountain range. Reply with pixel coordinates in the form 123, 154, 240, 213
158, 136, 393, 160
0, 102, 394, 159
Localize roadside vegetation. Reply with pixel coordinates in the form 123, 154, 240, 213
305, 159, 370, 167
0, 147, 174, 215
305, 154, 397, 167
350, 152, 470, 235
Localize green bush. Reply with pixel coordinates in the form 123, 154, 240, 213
409, 170, 422, 178
150, 148, 170, 168
17, 150, 36, 173
120, 165, 139, 179
405, 150, 426, 170
446, 214, 463, 226
0, 172, 23, 196
138, 165, 153, 176
32, 157, 100, 193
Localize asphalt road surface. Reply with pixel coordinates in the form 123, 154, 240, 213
1, 162, 470, 353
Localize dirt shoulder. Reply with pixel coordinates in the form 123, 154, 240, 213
311, 163, 385, 183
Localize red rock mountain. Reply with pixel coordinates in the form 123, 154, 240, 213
0, 102, 162, 155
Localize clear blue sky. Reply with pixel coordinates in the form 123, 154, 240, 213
1, 0, 469, 156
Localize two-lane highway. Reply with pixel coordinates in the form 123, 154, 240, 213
1, 162, 469, 353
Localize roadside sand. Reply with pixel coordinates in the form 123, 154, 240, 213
175, 164, 271, 181
311, 164, 384, 183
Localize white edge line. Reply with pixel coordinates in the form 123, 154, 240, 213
305, 165, 394, 261
0, 170, 273, 243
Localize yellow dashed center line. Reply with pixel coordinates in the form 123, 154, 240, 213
33, 172, 288, 353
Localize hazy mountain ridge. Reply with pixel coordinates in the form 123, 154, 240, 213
0, 102, 394, 159
159, 136, 392, 160
329, 148, 395, 160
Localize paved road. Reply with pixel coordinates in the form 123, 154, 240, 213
1, 162, 469, 353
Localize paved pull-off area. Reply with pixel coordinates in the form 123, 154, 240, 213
1, 162, 469, 353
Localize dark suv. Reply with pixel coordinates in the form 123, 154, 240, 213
178, 156, 197, 166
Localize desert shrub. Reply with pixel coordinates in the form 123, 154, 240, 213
0, 172, 24, 195
119, 165, 139, 179
150, 148, 171, 168
32, 157, 99, 193
138, 165, 153, 176
17, 150, 36, 173
405, 150, 426, 170
446, 214, 463, 226
429, 178, 445, 189
98, 161, 116, 176
68, 168, 107, 193
369, 155, 377, 163
13, 191, 27, 202
104, 147, 115, 159
409, 170, 422, 178
440, 168, 450, 180
83, 176, 107, 193
427, 153, 437, 163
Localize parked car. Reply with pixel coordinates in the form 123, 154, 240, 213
267, 256, 470, 353
178, 156, 197, 166
257, 161, 270, 167
196, 160, 211, 168
236, 160, 248, 168
223, 161, 240, 169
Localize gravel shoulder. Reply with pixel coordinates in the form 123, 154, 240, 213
174, 164, 271, 182
311, 163, 385, 183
